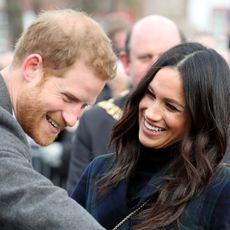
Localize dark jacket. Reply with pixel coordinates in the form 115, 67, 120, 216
71, 153, 230, 230
67, 94, 128, 194
223, 131, 230, 163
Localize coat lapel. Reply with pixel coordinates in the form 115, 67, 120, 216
0, 74, 12, 113
96, 179, 129, 229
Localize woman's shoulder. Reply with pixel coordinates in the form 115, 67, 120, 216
204, 163, 230, 228
217, 163, 230, 180
87, 153, 115, 175
187, 164, 230, 224
93, 152, 115, 163
207, 163, 230, 193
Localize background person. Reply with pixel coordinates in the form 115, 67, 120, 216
0, 9, 116, 230
71, 42, 230, 229
67, 14, 185, 194
96, 11, 132, 102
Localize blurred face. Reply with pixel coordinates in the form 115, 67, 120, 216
122, 20, 181, 88
138, 67, 191, 148
112, 29, 128, 54
16, 61, 105, 146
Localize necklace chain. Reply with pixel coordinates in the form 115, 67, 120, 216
112, 199, 150, 230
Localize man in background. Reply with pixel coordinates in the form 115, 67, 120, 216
67, 14, 186, 194
96, 12, 132, 102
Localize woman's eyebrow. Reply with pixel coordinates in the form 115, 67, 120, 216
149, 85, 185, 110
165, 98, 185, 110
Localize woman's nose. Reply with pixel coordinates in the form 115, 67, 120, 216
145, 102, 163, 121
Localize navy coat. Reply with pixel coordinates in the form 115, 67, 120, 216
72, 153, 230, 230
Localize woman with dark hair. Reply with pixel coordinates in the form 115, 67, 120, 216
71, 42, 230, 229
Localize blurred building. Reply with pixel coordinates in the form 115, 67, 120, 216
0, 0, 229, 53
0, 0, 9, 53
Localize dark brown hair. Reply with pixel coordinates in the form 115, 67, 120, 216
98, 42, 230, 229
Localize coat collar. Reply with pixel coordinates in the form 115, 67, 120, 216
130, 164, 170, 207
0, 73, 13, 114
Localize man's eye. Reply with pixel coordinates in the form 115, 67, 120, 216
63, 96, 72, 103
81, 104, 88, 109
63, 98, 69, 102
139, 55, 152, 62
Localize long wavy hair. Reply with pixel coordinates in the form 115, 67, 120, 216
98, 42, 230, 229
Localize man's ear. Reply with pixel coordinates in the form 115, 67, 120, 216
22, 54, 43, 82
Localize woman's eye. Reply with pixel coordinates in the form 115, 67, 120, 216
166, 103, 179, 112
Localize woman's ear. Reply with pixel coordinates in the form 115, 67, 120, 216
22, 54, 43, 82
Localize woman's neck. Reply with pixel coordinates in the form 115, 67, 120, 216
137, 143, 179, 173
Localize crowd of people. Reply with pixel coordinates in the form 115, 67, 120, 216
0, 7, 230, 230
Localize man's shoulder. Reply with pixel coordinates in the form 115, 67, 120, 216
0, 106, 18, 138
0, 106, 30, 158
219, 163, 230, 180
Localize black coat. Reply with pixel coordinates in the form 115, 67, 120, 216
223, 131, 230, 163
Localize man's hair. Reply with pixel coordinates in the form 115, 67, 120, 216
12, 9, 116, 80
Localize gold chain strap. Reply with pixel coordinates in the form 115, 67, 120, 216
112, 199, 150, 230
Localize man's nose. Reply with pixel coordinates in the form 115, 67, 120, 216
62, 106, 84, 127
